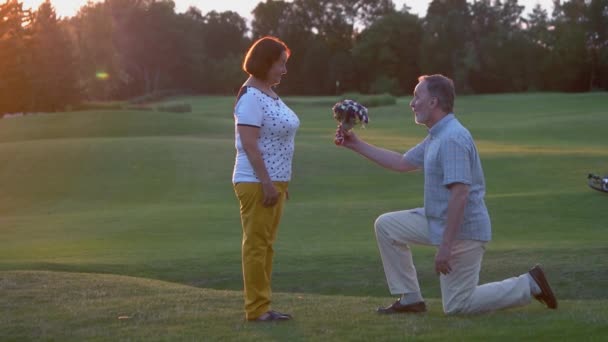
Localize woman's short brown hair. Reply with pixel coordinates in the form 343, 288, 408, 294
242, 36, 291, 80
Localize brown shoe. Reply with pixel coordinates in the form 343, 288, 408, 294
377, 300, 427, 314
529, 264, 558, 309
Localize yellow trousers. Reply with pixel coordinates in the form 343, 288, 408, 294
233, 181, 289, 320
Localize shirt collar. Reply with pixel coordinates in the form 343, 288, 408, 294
429, 113, 455, 136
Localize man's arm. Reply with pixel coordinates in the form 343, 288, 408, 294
435, 182, 469, 275
340, 131, 419, 173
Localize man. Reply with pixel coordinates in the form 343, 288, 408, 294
339, 74, 557, 314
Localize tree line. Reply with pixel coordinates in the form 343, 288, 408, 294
1, 0, 606, 113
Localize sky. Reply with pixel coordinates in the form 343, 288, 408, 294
22, 0, 555, 20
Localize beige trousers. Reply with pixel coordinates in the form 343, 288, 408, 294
374, 208, 533, 314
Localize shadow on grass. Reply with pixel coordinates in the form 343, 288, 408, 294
2, 246, 606, 301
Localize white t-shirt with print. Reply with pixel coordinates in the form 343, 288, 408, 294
232, 86, 300, 183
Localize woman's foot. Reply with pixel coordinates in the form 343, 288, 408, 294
252, 310, 292, 322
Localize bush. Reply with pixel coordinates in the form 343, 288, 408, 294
128, 89, 185, 105
156, 103, 192, 113
339, 92, 396, 107
370, 76, 400, 95
71, 101, 125, 111
124, 105, 154, 111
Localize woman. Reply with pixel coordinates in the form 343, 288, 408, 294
232, 36, 299, 322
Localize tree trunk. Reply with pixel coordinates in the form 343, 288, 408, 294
154, 68, 160, 93
589, 48, 596, 91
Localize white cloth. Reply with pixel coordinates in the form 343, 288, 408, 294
374, 208, 533, 314
233, 86, 300, 183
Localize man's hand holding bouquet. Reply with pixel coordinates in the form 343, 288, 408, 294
332, 99, 369, 146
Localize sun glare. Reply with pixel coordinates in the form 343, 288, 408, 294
96, 71, 109, 80
18, 0, 556, 21
21, 0, 102, 18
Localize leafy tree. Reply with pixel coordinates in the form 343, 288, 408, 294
351, 0, 396, 28
3, 0, 606, 100
468, 0, 528, 93
69, 1, 123, 100
420, 0, 471, 92
583, 0, 608, 90
199, 10, 249, 93
251, 0, 291, 39
172, 7, 206, 93
109, 0, 186, 96
352, 11, 422, 94
545, 0, 592, 91
201, 10, 248, 60
522, 4, 553, 90
29, 1, 80, 111
251, 0, 395, 94
0, 0, 32, 113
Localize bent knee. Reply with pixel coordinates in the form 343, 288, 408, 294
443, 299, 474, 315
442, 293, 471, 315
374, 213, 391, 235
443, 304, 464, 315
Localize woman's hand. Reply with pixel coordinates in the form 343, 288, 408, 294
261, 181, 280, 207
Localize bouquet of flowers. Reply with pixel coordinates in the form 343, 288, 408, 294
588, 173, 608, 193
332, 99, 369, 145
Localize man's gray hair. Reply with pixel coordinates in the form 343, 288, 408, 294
418, 74, 455, 113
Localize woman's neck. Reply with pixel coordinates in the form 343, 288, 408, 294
245, 76, 277, 98
246, 76, 272, 92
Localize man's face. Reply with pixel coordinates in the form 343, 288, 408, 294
409, 81, 434, 125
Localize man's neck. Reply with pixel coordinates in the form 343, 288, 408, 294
425, 111, 449, 129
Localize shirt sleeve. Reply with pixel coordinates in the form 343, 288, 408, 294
234, 91, 263, 127
403, 136, 429, 168
440, 137, 472, 186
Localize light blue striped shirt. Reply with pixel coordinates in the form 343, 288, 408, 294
404, 114, 491, 245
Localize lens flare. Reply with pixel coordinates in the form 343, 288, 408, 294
96, 72, 109, 80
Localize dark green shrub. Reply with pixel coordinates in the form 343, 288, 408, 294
339, 92, 396, 107
128, 90, 185, 105
156, 103, 192, 113
71, 101, 124, 111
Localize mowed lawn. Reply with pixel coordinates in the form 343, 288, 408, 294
0, 93, 607, 340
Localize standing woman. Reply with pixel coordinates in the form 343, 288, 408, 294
232, 36, 299, 322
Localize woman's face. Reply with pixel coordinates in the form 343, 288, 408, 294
266, 51, 288, 86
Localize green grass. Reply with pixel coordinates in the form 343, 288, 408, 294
1, 92, 607, 340
2, 271, 606, 341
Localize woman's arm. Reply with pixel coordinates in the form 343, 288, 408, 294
238, 125, 280, 207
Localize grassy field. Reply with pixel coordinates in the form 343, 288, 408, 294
1, 92, 607, 340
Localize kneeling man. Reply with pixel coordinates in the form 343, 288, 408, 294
338, 74, 557, 314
